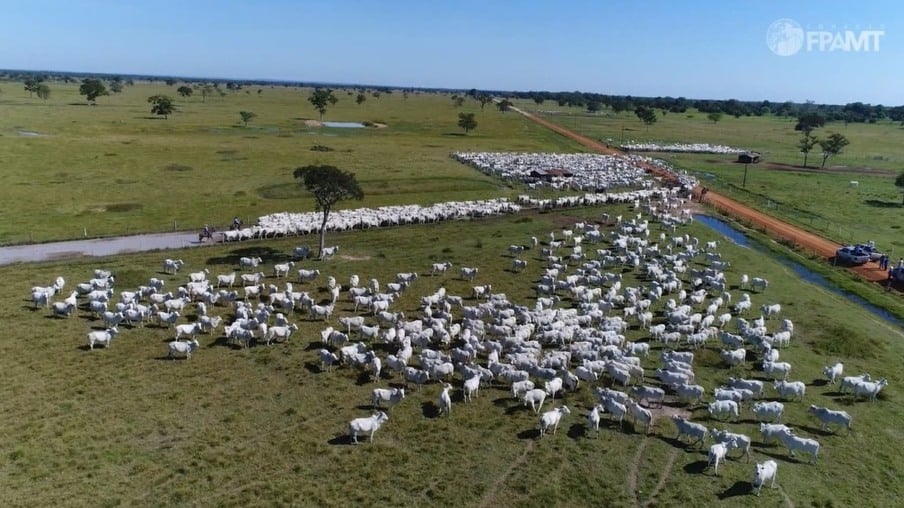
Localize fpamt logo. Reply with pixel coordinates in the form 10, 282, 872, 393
767, 18, 884, 56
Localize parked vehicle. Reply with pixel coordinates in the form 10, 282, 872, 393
835, 246, 871, 265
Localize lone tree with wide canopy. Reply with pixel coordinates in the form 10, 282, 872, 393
293, 165, 364, 259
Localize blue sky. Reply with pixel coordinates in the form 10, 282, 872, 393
2, 0, 900, 105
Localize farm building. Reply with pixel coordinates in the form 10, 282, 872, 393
529, 169, 574, 181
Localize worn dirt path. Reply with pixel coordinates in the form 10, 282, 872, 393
513, 106, 892, 286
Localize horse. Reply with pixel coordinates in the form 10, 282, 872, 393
199, 226, 215, 242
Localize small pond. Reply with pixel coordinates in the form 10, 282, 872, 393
322, 121, 366, 128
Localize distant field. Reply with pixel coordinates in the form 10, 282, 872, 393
531, 101, 904, 250
0, 82, 584, 244
5, 205, 904, 507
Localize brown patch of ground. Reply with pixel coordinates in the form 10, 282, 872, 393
303, 119, 323, 127
373, 123, 388, 128
478, 440, 533, 508
339, 254, 371, 261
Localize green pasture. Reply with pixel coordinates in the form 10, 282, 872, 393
5, 205, 903, 507
530, 101, 904, 249
0, 82, 583, 244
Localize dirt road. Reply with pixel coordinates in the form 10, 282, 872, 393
0, 231, 208, 266
514, 106, 892, 285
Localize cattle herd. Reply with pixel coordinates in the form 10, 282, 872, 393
26, 152, 889, 500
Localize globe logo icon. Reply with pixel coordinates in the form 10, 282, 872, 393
766, 18, 804, 56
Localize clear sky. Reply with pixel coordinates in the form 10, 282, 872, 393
2, 0, 900, 105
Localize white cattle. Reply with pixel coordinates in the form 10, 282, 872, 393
174, 322, 202, 341
773, 380, 806, 401
752, 401, 785, 423
403, 367, 430, 391
587, 405, 603, 436
293, 246, 312, 259
823, 362, 844, 384
762, 360, 792, 381
273, 261, 295, 278
188, 269, 209, 283
626, 399, 654, 434
538, 406, 571, 437
727, 377, 765, 398
711, 428, 751, 463
168, 338, 200, 360
321, 245, 339, 259
463, 374, 481, 402
297, 269, 320, 283
720, 348, 746, 368
459, 266, 479, 281
839, 373, 871, 394
672, 416, 708, 448
239, 256, 263, 270
631, 385, 665, 408
852, 378, 888, 401
319, 349, 339, 372
430, 261, 453, 276
240, 272, 266, 286
708, 400, 739, 421
51, 301, 76, 318
808, 405, 852, 434
348, 411, 389, 444
777, 429, 819, 463
759, 423, 792, 445
707, 438, 737, 475
522, 388, 548, 413
310, 303, 334, 321
372, 387, 406, 410
162, 259, 184, 274
438, 383, 453, 416
544, 377, 564, 399
752, 460, 778, 496
87, 327, 119, 350
761, 303, 781, 319
216, 272, 237, 288
265, 323, 298, 345
511, 380, 535, 399
750, 277, 769, 292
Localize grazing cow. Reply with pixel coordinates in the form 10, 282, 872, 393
759, 423, 792, 445
626, 399, 654, 434
708, 400, 739, 421
823, 362, 844, 385
852, 378, 888, 401
672, 416, 709, 448
752, 460, 778, 496
168, 338, 200, 360
319, 349, 339, 372
752, 401, 785, 423
87, 327, 119, 350
372, 387, 405, 410
238, 256, 263, 270
707, 438, 737, 475
430, 261, 453, 276
538, 406, 571, 438
711, 428, 751, 463
808, 405, 852, 434
587, 405, 603, 436
459, 266, 479, 281
777, 429, 820, 463
438, 383, 453, 417
522, 388, 547, 413
348, 411, 389, 444
773, 380, 806, 401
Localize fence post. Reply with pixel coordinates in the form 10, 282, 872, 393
174, 220, 177, 232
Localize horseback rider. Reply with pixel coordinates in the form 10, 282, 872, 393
232, 216, 241, 230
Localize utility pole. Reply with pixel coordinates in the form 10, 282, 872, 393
743, 163, 749, 187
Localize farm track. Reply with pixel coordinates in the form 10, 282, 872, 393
513, 107, 896, 288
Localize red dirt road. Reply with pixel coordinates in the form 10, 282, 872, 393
515, 107, 891, 285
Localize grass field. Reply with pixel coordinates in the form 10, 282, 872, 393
0, 82, 584, 244
530, 101, 904, 250
6, 205, 904, 507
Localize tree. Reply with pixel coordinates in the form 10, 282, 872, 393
707, 112, 723, 124
239, 111, 257, 126
165, 78, 177, 86
798, 131, 818, 168
292, 165, 364, 259
308, 88, 338, 121
356, 92, 367, 105
533, 95, 545, 106
497, 99, 513, 113
177, 86, 193, 99
79, 79, 109, 104
895, 172, 904, 205
818, 132, 850, 168
478, 94, 493, 111
457, 112, 477, 134
36, 83, 50, 101
452, 96, 465, 108
200, 84, 214, 103
24, 77, 43, 97
634, 106, 657, 128
148, 95, 175, 119
109, 80, 123, 94
795, 111, 826, 132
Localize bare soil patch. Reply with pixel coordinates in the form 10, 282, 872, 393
340, 254, 371, 261
303, 119, 323, 127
